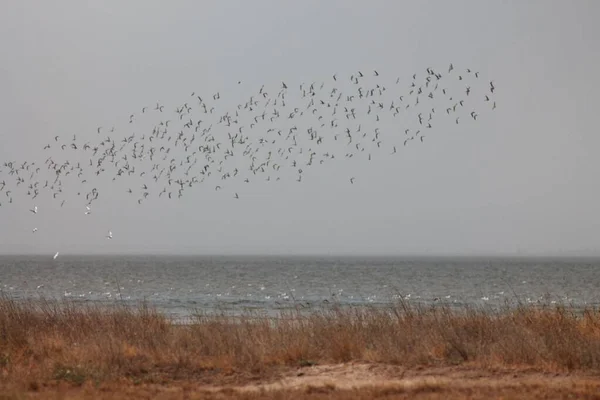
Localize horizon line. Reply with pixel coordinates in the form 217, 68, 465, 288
0, 252, 599, 259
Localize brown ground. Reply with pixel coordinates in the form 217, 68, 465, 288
5, 364, 600, 399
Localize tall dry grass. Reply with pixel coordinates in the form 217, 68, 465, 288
0, 296, 599, 390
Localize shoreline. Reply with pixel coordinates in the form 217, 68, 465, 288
3, 294, 599, 322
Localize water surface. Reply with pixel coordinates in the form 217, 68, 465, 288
1, 255, 598, 319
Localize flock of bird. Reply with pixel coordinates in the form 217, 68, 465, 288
1, 65, 496, 257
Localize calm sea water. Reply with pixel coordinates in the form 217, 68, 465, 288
0, 255, 599, 319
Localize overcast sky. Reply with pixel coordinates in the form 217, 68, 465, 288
1, 0, 599, 256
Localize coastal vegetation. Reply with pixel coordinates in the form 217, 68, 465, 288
0, 297, 599, 398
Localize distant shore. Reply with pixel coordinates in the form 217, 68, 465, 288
0, 297, 599, 399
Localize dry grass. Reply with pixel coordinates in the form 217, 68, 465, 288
0, 296, 600, 398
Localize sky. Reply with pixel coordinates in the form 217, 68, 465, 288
0, 0, 599, 256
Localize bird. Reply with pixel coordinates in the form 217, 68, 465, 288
53, 252, 59, 260
106, 231, 113, 239
30, 206, 38, 214
32, 228, 38, 233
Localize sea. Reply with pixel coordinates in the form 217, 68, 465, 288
1, 255, 599, 320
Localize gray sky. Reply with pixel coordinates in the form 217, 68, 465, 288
1, 0, 599, 256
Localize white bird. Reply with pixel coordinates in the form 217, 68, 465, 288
30, 206, 38, 214
32, 228, 38, 233
106, 231, 113, 239
53, 252, 59, 260
85, 205, 91, 215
